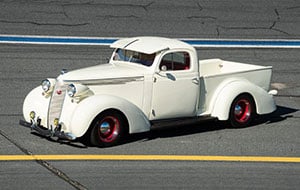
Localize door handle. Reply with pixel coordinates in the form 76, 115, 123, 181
192, 78, 199, 85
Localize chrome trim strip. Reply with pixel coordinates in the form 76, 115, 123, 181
64, 76, 144, 85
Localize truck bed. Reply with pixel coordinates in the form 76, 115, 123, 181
198, 59, 273, 115
199, 59, 272, 90
199, 59, 271, 78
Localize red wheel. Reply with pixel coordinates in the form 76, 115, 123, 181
229, 94, 256, 128
97, 116, 120, 143
90, 110, 127, 147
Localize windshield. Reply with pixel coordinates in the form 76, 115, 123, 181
113, 49, 156, 66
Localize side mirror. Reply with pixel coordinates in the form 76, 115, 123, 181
166, 73, 176, 81
154, 71, 176, 81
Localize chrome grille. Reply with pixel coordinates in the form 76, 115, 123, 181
48, 81, 67, 129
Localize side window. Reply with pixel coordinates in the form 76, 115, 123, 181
160, 52, 190, 71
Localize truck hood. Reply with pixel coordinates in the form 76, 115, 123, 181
59, 63, 146, 83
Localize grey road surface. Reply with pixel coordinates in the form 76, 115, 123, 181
0, 0, 300, 39
0, 0, 300, 189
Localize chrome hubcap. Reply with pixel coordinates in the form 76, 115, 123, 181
97, 116, 120, 143
234, 105, 243, 116
100, 122, 111, 135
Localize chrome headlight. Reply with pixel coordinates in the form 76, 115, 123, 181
41, 79, 51, 92
67, 84, 76, 97
41, 79, 56, 93
67, 83, 90, 98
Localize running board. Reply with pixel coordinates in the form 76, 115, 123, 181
150, 116, 216, 129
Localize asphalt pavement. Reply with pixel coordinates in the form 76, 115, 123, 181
0, 0, 299, 189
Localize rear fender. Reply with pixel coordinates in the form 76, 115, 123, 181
69, 95, 151, 137
211, 80, 276, 120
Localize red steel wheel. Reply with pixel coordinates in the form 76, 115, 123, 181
97, 116, 120, 143
90, 110, 127, 147
229, 94, 256, 128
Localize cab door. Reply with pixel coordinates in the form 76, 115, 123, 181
150, 51, 199, 120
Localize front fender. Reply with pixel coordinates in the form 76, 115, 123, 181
69, 95, 151, 137
211, 80, 276, 120
22, 86, 50, 126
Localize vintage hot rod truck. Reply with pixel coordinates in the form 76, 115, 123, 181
20, 36, 277, 147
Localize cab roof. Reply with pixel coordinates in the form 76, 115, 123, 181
110, 36, 194, 54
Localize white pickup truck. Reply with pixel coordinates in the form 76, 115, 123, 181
20, 36, 277, 147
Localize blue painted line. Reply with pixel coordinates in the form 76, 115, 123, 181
0, 35, 300, 48
0, 35, 117, 45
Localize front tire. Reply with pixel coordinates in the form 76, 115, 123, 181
229, 94, 256, 128
90, 110, 127, 147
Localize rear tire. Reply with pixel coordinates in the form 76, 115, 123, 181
90, 110, 127, 147
229, 94, 256, 128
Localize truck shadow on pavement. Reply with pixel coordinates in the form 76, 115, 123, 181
31, 105, 298, 148
127, 105, 299, 143
253, 105, 299, 125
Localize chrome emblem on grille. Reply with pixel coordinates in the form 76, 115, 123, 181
56, 89, 62, 95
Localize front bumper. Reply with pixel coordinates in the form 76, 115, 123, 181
19, 119, 76, 141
